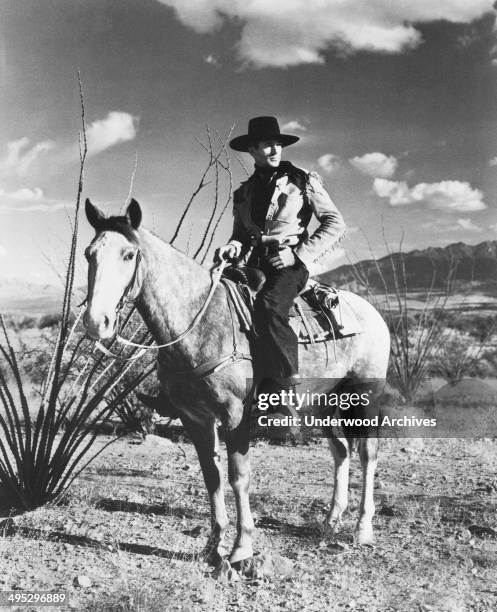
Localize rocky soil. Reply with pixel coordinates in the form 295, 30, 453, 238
0, 434, 496, 611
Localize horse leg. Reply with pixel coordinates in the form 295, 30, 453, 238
184, 418, 229, 565
355, 377, 382, 545
225, 404, 254, 565
325, 437, 350, 535
356, 436, 378, 545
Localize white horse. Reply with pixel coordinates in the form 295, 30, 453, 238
83, 198, 390, 567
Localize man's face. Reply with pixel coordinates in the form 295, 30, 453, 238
248, 139, 282, 168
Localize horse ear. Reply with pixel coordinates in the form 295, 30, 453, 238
126, 198, 142, 230
85, 198, 106, 229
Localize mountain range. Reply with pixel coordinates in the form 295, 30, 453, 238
319, 240, 497, 295
0, 278, 62, 317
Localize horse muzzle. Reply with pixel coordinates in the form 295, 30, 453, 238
83, 307, 117, 340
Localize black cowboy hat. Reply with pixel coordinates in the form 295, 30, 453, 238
229, 116, 300, 152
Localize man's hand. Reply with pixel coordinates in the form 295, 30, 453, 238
215, 244, 237, 263
268, 247, 296, 269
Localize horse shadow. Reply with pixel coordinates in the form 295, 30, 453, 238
254, 515, 323, 539
94, 497, 207, 520
0, 519, 199, 562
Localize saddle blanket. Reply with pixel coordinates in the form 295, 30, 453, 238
221, 271, 362, 345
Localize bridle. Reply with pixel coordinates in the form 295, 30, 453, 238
115, 249, 142, 311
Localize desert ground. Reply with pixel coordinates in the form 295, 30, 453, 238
1, 430, 496, 612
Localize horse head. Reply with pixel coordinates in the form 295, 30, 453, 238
83, 198, 142, 340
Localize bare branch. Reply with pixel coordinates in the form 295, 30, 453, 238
120, 151, 139, 214
170, 126, 227, 246
201, 132, 234, 264
194, 154, 219, 260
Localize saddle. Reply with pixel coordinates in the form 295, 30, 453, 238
221, 266, 362, 345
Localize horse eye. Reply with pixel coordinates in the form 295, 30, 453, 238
123, 251, 135, 261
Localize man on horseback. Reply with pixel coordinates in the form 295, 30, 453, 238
216, 116, 346, 404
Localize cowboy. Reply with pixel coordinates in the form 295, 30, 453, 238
216, 116, 346, 400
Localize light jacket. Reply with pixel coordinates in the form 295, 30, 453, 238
228, 162, 346, 276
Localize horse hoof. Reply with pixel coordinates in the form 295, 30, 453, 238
211, 559, 241, 583
231, 557, 255, 577
229, 545, 253, 565
323, 518, 342, 536
356, 529, 375, 546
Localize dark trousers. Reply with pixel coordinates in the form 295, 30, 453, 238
251, 259, 309, 380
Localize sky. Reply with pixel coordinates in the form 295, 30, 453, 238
1, 0, 497, 286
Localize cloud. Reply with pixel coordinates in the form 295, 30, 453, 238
0, 245, 6, 257
349, 152, 398, 178
318, 153, 342, 174
489, 156, 497, 166
0, 201, 73, 213
0, 138, 55, 177
456, 218, 482, 231
157, 0, 495, 68
48, 111, 139, 166
1, 110, 138, 180
0, 187, 44, 201
86, 112, 139, 157
0, 186, 73, 213
373, 178, 486, 212
281, 120, 307, 132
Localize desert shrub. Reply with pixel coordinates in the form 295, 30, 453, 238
432, 312, 496, 341
19, 346, 53, 388
473, 346, 497, 378
457, 314, 496, 342
112, 392, 156, 434
12, 316, 38, 330
38, 313, 62, 329
428, 330, 491, 383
